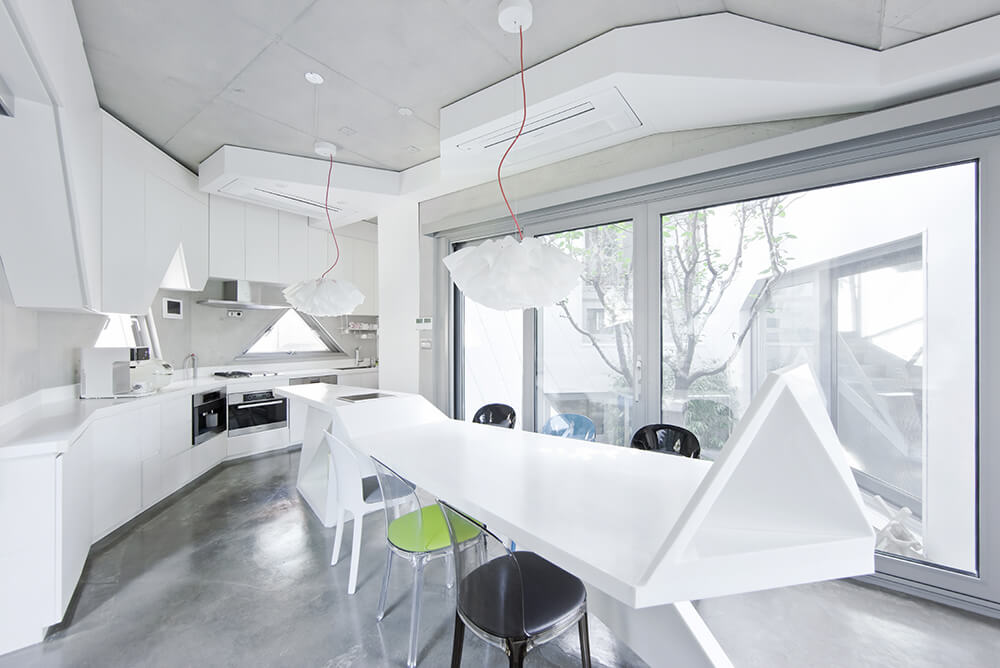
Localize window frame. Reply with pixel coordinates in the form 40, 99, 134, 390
236, 309, 347, 361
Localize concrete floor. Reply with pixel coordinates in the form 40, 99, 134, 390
2, 450, 999, 667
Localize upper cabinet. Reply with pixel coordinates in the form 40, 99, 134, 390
211, 204, 379, 317
102, 114, 208, 314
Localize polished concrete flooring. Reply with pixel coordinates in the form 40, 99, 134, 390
2, 450, 999, 667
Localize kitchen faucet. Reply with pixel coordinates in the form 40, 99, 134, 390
184, 353, 198, 379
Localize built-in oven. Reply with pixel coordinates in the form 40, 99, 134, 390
192, 389, 227, 445
228, 389, 287, 437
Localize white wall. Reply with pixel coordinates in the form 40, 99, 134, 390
378, 202, 421, 393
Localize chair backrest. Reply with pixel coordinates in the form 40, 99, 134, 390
370, 457, 425, 549
629, 423, 701, 458
324, 430, 367, 504
472, 403, 516, 429
437, 499, 528, 639
541, 413, 596, 441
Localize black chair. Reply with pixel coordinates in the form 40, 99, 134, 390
630, 423, 701, 458
438, 500, 591, 668
472, 403, 516, 429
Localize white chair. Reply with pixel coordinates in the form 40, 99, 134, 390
324, 431, 387, 595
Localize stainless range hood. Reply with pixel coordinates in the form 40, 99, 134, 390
196, 281, 286, 310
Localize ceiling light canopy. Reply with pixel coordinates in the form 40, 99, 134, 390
304, 71, 324, 85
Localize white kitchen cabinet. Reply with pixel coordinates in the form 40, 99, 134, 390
307, 226, 332, 279
348, 370, 379, 389
278, 212, 309, 285
192, 433, 227, 477
102, 113, 208, 313
159, 392, 191, 458
161, 449, 193, 494
57, 429, 92, 615
351, 238, 379, 315
90, 413, 143, 540
244, 204, 280, 283
209, 195, 245, 280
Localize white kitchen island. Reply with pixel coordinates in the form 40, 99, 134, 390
278, 366, 876, 668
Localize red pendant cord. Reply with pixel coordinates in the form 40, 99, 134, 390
321, 154, 341, 278
497, 25, 527, 241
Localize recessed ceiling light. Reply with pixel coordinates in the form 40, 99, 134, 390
405, 145, 421, 153
304, 72, 324, 85
339, 126, 357, 136
397, 107, 413, 117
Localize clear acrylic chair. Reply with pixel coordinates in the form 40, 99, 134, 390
370, 458, 484, 668
324, 431, 411, 594
629, 423, 701, 458
541, 413, 597, 441
471, 403, 517, 429
437, 499, 592, 668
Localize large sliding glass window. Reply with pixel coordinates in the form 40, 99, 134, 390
460, 297, 524, 429
537, 220, 635, 444
656, 163, 977, 574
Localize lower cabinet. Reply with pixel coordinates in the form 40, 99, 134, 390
90, 412, 143, 541
58, 430, 92, 615
192, 433, 227, 477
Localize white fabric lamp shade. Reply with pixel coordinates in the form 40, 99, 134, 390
283, 277, 364, 316
443, 235, 582, 311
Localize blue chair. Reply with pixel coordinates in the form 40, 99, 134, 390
541, 413, 596, 441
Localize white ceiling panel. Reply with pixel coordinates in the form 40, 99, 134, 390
283, 0, 513, 123
882, 0, 1000, 47
226, 0, 317, 35
163, 97, 383, 171
725, 0, 884, 48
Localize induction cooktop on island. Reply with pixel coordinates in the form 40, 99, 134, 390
339, 392, 393, 403
213, 370, 278, 378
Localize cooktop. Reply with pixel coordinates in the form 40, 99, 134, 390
213, 370, 278, 378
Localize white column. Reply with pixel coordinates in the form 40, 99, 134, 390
377, 201, 421, 393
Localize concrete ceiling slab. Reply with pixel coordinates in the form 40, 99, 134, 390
882, 0, 1000, 47
724, 0, 885, 49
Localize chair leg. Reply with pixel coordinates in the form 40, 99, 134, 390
578, 613, 592, 668
331, 505, 346, 566
407, 557, 426, 668
347, 513, 364, 595
376, 546, 392, 621
450, 612, 465, 668
508, 640, 527, 668
445, 552, 455, 589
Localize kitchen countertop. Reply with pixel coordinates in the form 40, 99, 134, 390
0, 364, 377, 460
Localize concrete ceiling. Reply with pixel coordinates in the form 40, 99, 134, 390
72, 0, 1000, 173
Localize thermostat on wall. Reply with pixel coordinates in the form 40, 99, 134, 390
162, 297, 183, 320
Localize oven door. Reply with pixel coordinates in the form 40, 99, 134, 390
228, 396, 288, 436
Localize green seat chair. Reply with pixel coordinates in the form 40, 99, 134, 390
371, 457, 485, 668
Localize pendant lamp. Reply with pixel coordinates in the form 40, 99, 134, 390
283, 143, 365, 316
442, 0, 582, 311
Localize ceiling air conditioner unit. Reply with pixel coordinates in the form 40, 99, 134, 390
444, 87, 641, 170
217, 177, 359, 222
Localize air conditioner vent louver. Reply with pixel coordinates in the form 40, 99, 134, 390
253, 188, 344, 214
444, 87, 641, 168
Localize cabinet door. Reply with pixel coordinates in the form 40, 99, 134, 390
351, 239, 377, 315
160, 393, 191, 458
90, 413, 142, 540
209, 196, 245, 279
244, 204, 280, 283
58, 429, 92, 615
101, 122, 147, 313
278, 212, 309, 285
192, 434, 227, 477
307, 226, 331, 279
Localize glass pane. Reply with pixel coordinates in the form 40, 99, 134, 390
95, 314, 140, 348
538, 221, 634, 445
660, 163, 977, 573
462, 298, 523, 430
246, 310, 330, 353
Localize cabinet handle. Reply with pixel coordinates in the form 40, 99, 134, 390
234, 400, 284, 409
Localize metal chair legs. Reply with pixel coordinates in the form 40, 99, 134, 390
507, 640, 528, 668
450, 612, 465, 668
578, 613, 592, 668
376, 546, 392, 621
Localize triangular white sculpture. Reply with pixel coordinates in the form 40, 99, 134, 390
638, 364, 874, 604
159, 244, 192, 290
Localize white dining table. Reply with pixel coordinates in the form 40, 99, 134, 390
278, 366, 874, 668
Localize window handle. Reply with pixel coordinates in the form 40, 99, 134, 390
634, 356, 642, 402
